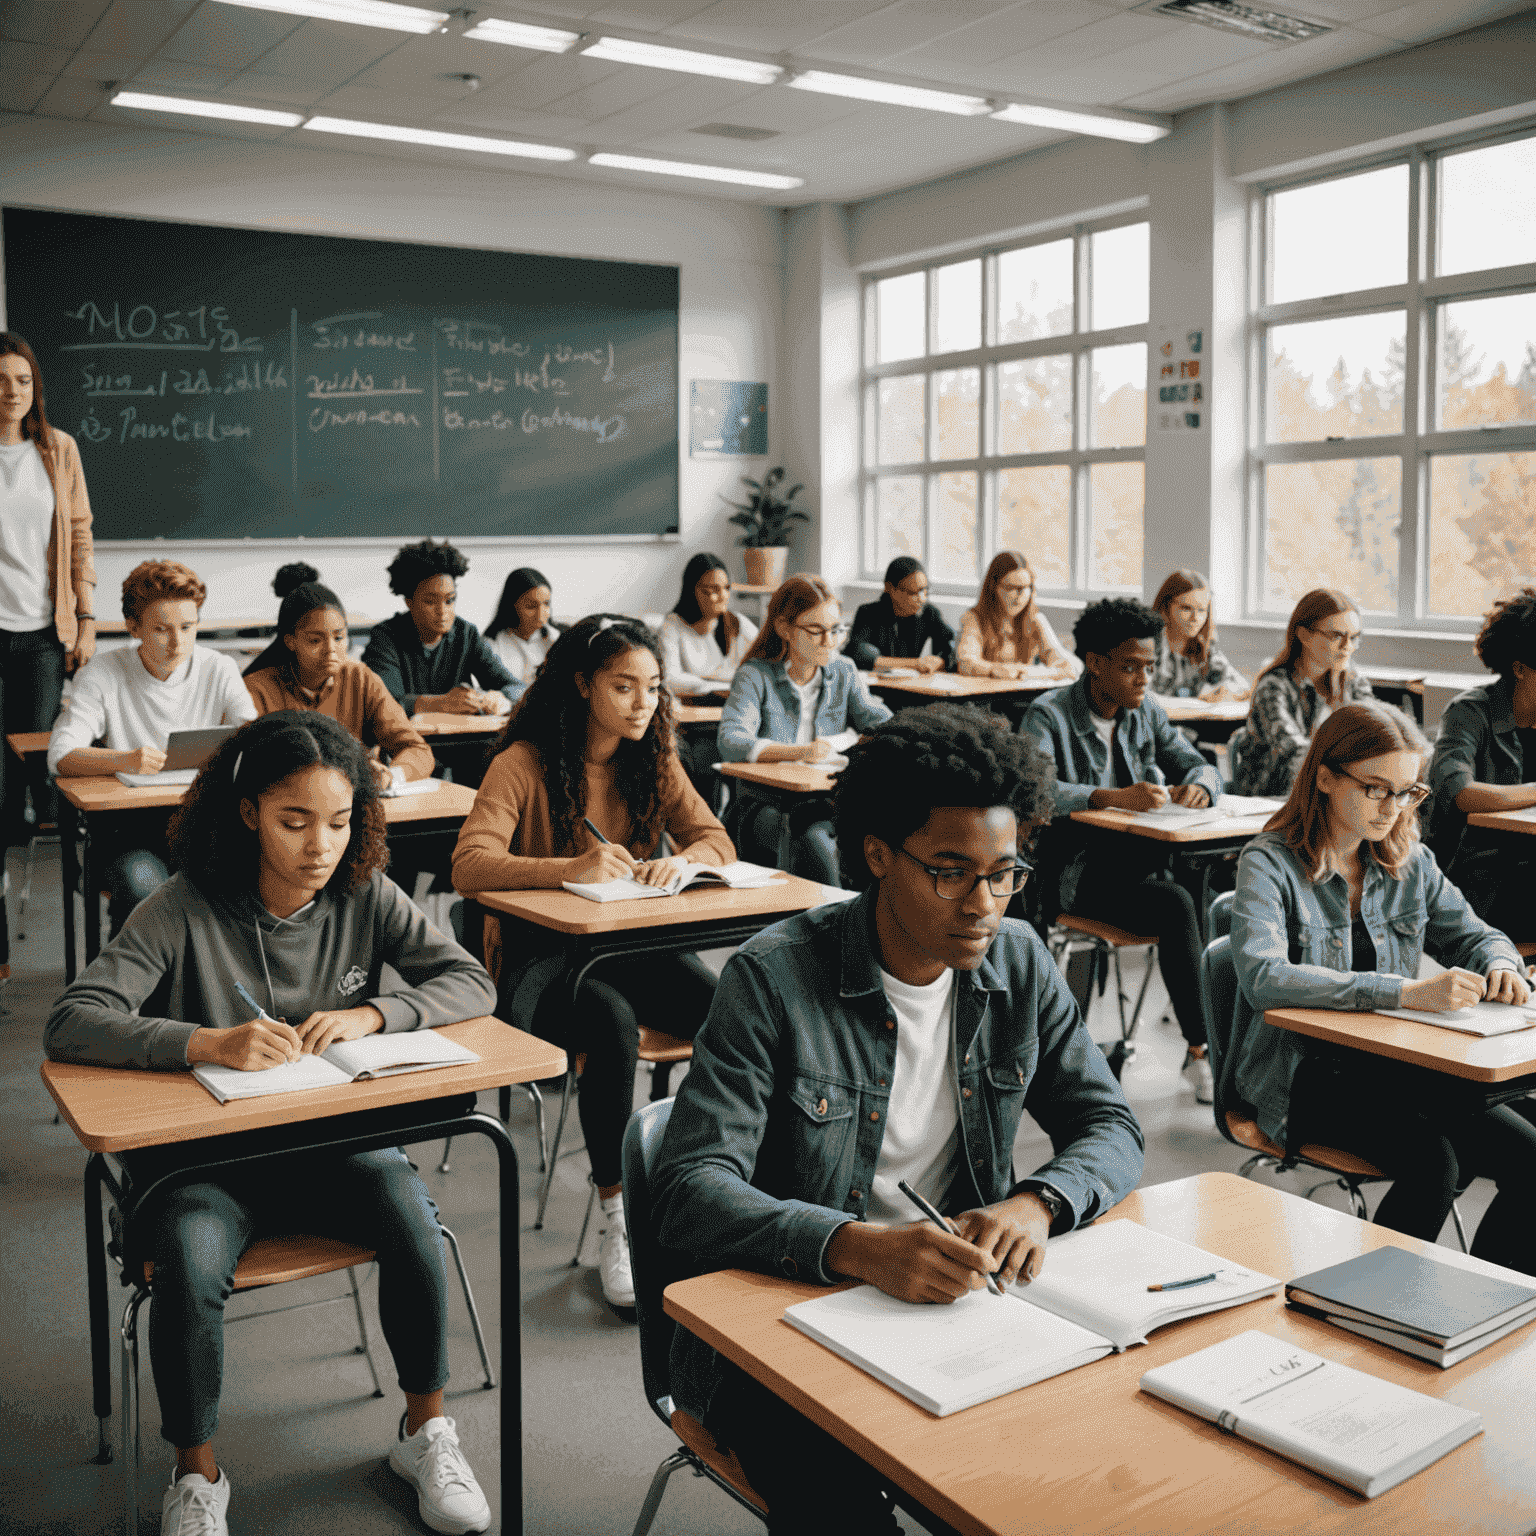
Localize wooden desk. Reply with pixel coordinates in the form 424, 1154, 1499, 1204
43, 1016, 563, 1536
1264, 1005, 1536, 1084
94, 611, 375, 637
1158, 697, 1250, 723
675, 704, 723, 726
412, 712, 506, 737
871, 670, 1067, 703
6, 730, 51, 760
665, 1172, 1536, 1536
1467, 807, 1536, 838
719, 760, 840, 867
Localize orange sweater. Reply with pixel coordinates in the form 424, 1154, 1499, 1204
244, 660, 434, 782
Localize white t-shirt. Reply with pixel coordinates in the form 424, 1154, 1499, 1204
488, 625, 557, 685
47, 642, 258, 775
659, 610, 759, 695
0, 439, 56, 631
865, 966, 961, 1225
1090, 711, 1116, 748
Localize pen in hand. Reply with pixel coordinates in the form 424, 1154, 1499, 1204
582, 817, 609, 845
233, 980, 298, 1063
898, 1179, 1005, 1297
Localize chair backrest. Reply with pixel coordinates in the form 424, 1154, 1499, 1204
1225, 727, 1248, 793
1208, 889, 1234, 939
621, 1097, 680, 1422
1198, 936, 1242, 1148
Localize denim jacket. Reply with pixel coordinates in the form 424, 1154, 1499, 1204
716, 654, 892, 762
652, 890, 1144, 1421
1426, 678, 1522, 867
1228, 830, 1522, 1147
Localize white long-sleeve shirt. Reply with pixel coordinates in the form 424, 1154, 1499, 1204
487, 624, 558, 688
659, 611, 759, 695
47, 643, 257, 774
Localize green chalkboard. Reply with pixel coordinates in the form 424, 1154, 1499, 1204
2, 208, 679, 541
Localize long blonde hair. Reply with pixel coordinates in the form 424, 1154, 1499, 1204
975, 551, 1040, 662
1266, 702, 1427, 881
1257, 588, 1359, 703
742, 573, 838, 665
1152, 569, 1216, 668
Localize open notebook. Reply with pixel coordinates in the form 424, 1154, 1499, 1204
784, 1220, 1279, 1417
562, 860, 780, 903
192, 1029, 479, 1103
1377, 999, 1536, 1037
1123, 795, 1283, 831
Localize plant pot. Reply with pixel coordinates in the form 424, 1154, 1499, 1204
743, 546, 789, 589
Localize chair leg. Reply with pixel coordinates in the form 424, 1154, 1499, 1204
1450, 1200, 1469, 1253
524, 1081, 548, 1173
1237, 1152, 1280, 1180
632, 1448, 694, 1536
437, 1138, 454, 1174
649, 1062, 673, 1102
440, 1224, 495, 1390
570, 1181, 599, 1269
536, 1067, 577, 1230
121, 1287, 150, 1536
1123, 946, 1156, 1043
346, 1266, 385, 1398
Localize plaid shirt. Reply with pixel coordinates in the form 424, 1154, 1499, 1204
1149, 631, 1247, 698
1231, 664, 1374, 797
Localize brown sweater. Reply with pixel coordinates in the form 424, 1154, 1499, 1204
43, 429, 96, 647
244, 660, 434, 782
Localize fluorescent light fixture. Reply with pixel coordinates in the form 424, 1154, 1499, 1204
787, 69, 990, 116
990, 100, 1170, 143
580, 36, 780, 85
589, 152, 802, 190
110, 90, 304, 127
213, 0, 448, 31
304, 115, 578, 160
462, 18, 581, 51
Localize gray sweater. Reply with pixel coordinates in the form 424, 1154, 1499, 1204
45, 871, 496, 1070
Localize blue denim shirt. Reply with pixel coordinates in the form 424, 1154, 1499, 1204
1426, 677, 1522, 866
652, 890, 1145, 1421
1228, 830, 1523, 1147
716, 654, 892, 762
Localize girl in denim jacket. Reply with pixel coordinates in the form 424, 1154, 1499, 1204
1230, 701, 1536, 1274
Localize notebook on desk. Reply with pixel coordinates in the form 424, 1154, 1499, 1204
1377, 999, 1536, 1037
114, 726, 237, 788
192, 1029, 480, 1103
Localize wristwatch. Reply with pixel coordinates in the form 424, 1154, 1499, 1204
1028, 1184, 1066, 1224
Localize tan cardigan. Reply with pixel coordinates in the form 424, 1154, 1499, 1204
244, 660, 434, 782
956, 606, 1080, 678
41, 429, 96, 645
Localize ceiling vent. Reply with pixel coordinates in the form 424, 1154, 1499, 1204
689, 122, 781, 141
1144, 0, 1334, 42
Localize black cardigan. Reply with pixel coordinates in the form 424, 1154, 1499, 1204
844, 595, 957, 671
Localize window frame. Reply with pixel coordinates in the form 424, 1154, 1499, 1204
1246, 126, 1536, 630
859, 211, 1150, 597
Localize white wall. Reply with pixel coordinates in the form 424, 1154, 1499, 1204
0, 112, 784, 628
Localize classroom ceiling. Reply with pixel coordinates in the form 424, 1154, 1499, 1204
1, 0, 1530, 205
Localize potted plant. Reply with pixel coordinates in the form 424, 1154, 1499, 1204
725, 466, 809, 589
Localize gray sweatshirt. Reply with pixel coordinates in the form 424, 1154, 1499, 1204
45, 871, 496, 1070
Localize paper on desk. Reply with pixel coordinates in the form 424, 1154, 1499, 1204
1489, 804, 1536, 824
379, 777, 442, 798
1378, 1000, 1536, 1037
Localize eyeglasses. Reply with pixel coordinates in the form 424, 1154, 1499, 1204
897, 845, 1034, 900
1334, 768, 1429, 809
1307, 624, 1361, 649
796, 623, 850, 643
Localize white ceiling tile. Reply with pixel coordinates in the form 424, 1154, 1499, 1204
84, 0, 202, 58
131, 59, 234, 90
579, 75, 759, 141
809, 0, 1026, 67
348, 33, 533, 93
581, 2, 719, 25
1279, 0, 1416, 18
0, 39, 73, 76
34, 75, 113, 118
247, 19, 403, 81
1039, 62, 1187, 101
1355, 0, 1533, 43
158, 3, 299, 70
989, 11, 1183, 78
0, 72, 57, 113
2, 1, 113, 49
486, 52, 624, 109
1089, 18, 1275, 74
62, 48, 148, 81
668, 0, 896, 53
430, 96, 594, 138
545, 65, 677, 121
915, 0, 1124, 66
225, 68, 340, 104
679, 89, 862, 133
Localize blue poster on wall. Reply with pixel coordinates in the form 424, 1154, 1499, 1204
690, 380, 768, 457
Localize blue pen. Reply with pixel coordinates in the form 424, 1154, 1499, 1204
234, 979, 274, 1021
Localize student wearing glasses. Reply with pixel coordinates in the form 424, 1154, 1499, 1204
1229, 702, 1536, 1272
1230, 589, 1373, 797
956, 551, 1079, 679
653, 705, 1143, 1533
844, 556, 955, 674
717, 575, 892, 884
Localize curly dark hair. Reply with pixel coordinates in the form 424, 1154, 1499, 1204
489, 614, 676, 855
833, 704, 1056, 890
388, 538, 469, 599
1072, 596, 1163, 660
1473, 587, 1536, 678
167, 712, 388, 899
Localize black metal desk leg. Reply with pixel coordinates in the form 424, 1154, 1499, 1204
84, 1154, 113, 1464
83, 809, 102, 969
61, 798, 79, 983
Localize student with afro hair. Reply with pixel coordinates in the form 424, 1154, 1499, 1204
362, 539, 519, 719
1020, 596, 1222, 1102
1427, 587, 1536, 931
652, 704, 1142, 1533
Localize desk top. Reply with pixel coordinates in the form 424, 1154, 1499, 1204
665, 1172, 1536, 1536
1070, 806, 1274, 843
1264, 1005, 1536, 1082
412, 712, 505, 737
719, 760, 840, 794
40, 1016, 564, 1154
6, 730, 50, 758
1419, 669, 1492, 694
1358, 662, 1428, 689
1466, 807, 1536, 837
871, 670, 1066, 699
1158, 696, 1250, 723
675, 704, 724, 725
477, 872, 825, 936
95, 612, 374, 637
56, 774, 477, 823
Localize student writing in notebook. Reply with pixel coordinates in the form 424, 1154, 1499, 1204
451, 615, 732, 1315
1229, 701, 1536, 1275
44, 711, 497, 1536
48, 560, 256, 935
1149, 568, 1248, 701
1021, 597, 1223, 1101
652, 705, 1142, 1534
483, 565, 564, 700
844, 555, 955, 674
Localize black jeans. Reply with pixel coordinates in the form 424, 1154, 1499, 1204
125, 1147, 449, 1448
742, 798, 840, 885
0, 623, 65, 845
1289, 1050, 1536, 1275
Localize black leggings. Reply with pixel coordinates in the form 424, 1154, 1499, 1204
525, 952, 716, 1188
1289, 1051, 1536, 1275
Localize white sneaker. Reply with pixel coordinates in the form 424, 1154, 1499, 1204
598, 1191, 637, 1312
1183, 1049, 1215, 1105
162, 1469, 231, 1536
389, 1415, 491, 1535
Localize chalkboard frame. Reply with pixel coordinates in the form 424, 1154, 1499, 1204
1, 205, 683, 545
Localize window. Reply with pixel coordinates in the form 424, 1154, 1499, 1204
1252, 132, 1536, 624
862, 219, 1148, 594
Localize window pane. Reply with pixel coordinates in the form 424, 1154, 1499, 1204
1427, 453, 1536, 617
932, 472, 977, 585
934, 259, 981, 354
1088, 462, 1143, 589
1439, 293, 1536, 430
1439, 136, 1536, 276
1090, 343, 1146, 448
998, 467, 1070, 588
998, 239, 1073, 343
934, 367, 979, 460
1262, 459, 1399, 613
997, 357, 1072, 454
1266, 311, 1404, 442
877, 270, 925, 363
1091, 224, 1149, 331
877, 375, 924, 464
1270, 164, 1407, 303
875, 475, 924, 569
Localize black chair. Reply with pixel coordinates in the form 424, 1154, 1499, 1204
1209, 889, 1234, 939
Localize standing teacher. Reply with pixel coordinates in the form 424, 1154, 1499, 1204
0, 333, 96, 977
